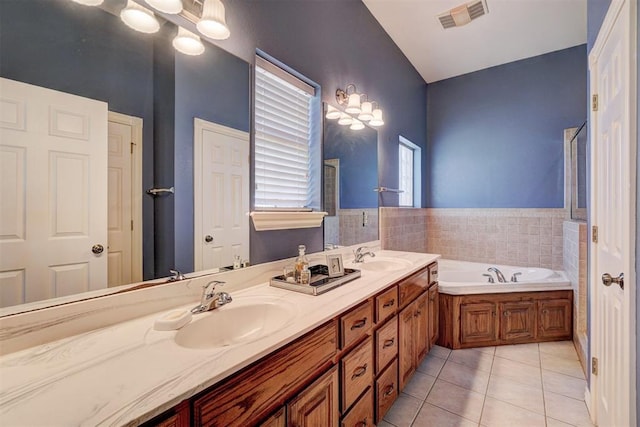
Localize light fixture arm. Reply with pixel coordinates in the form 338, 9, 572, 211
335, 83, 358, 105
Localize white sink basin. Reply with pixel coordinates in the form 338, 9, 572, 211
174, 296, 296, 349
353, 257, 413, 272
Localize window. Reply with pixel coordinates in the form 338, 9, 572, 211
254, 55, 320, 209
398, 136, 421, 207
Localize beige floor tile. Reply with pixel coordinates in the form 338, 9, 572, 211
376, 420, 396, 427
448, 348, 494, 373
474, 345, 496, 355
546, 417, 577, 427
430, 345, 452, 359
426, 379, 485, 423
383, 393, 422, 427
539, 340, 579, 360
544, 391, 594, 427
490, 356, 542, 388
542, 369, 587, 400
403, 371, 436, 400
417, 353, 446, 377
439, 360, 490, 393
540, 352, 585, 379
413, 402, 478, 427
486, 374, 545, 414
480, 397, 546, 427
494, 343, 540, 367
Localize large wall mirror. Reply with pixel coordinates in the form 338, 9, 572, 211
323, 104, 379, 248
0, 0, 251, 312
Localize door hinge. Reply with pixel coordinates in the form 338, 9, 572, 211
592, 356, 598, 375
592, 225, 598, 243
131, 220, 134, 231
592, 94, 598, 111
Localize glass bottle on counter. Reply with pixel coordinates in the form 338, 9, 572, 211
295, 244, 309, 283
299, 265, 310, 285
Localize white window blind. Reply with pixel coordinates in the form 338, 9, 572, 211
255, 56, 315, 209
399, 142, 414, 207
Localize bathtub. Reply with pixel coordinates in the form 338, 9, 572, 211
438, 259, 571, 295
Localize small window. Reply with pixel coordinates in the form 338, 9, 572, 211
254, 55, 319, 210
398, 136, 421, 207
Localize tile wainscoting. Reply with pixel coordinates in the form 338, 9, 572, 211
563, 220, 589, 373
381, 208, 567, 270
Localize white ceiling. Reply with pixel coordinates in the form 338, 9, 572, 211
362, 0, 587, 83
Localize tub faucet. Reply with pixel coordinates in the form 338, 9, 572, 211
167, 269, 186, 282
354, 246, 376, 263
191, 280, 232, 314
511, 272, 522, 283
487, 267, 507, 283
482, 273, 495, 283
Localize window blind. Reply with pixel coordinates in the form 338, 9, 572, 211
399, 142, 414, 207
255, 57, 314, 209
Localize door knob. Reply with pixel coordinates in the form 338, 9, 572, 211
602, 272, 624, 289
91, 244, 104, 255
204, 235, 213, 243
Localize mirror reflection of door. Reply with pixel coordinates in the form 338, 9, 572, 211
0, 78, 108, 307
194, 119, 250, 271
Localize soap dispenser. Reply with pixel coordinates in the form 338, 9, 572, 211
294, 244, 309, 283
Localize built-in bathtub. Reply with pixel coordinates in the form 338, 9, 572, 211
438, 259, 571, 295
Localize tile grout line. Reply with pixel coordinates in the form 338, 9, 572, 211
538, 343, 549, 426
476, 349, 496, 427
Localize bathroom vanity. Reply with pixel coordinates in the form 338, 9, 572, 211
0, 249, 439, 426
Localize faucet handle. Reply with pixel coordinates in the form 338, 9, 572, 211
169, 269, 185, 281
510, 272, 522, 283
203, 280, 225, 297
482, 273, 495, 283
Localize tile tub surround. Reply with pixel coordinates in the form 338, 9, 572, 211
563, 220, 588, 373
380, 207, 429, 253
382, 341, 593, 427
0, 249, 439, 425
424, 208, 567, 270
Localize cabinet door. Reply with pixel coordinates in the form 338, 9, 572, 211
538, 299, 572, 339
398, 303, 415, 391
375, 359, 398, 424
341, 337, 374, 413
428, 285, 439, 349
460, 302, 498, 346
414, 293, 429, 364
500, 300, 536, 342
260, 407, 286, 427
341, 387, 374, 427
288, 367, 339, 427
375, 316, 398, 374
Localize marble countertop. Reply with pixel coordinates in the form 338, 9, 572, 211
0, 250, 439, 426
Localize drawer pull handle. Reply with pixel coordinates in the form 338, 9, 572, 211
351, 364, 368, 379
355, 418, 368, 427
383, 384, 394, 396
383, 338, 395, 348
351, 318, 367, 330
383, 299, 395, 308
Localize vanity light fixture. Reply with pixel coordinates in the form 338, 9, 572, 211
350, 118, 365, 131
337, 113, 353, 126
146, 0, 183, 14
369, 103, 385, 127
325, 105, 342, 120
358, 99, 373, 121
329, 84, 384, 129
120, 0, 160, 33
71, 0, 104, 5
197, 0, 231, 40
173, 27, 205, 55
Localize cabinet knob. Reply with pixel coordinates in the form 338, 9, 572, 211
350, 318, 367, 330
355, 418, 368, 427
383, 384, 395, 397
383, 338, 395, 348
503, 311, 510, 317
383, 299, 395, 308
351, 364, 367, 380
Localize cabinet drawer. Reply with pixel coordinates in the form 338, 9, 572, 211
341, 337, 374, 412
428, 262, 438, 285
341, 301, 373, 349
375, 286, 398, 324
398, 268, 430, 308
341, 387, 374, 427
375, 316, 398, 374
375, 359, 398, 424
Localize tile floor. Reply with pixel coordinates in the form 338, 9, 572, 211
380, 341, 593, 427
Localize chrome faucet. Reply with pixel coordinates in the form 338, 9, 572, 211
353, 246, 376, 263
511, 272, 522, 283
191, 280, 232, 314
482, 273, 495, 283
487, 267, 507, 283
167, 269, 186, 282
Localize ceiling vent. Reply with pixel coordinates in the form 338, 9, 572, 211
438, 0, 488, 29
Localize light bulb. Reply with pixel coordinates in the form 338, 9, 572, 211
369, 108, 384, 127
325, 105, 341, 120
197, 0, 231, 40
358, 101, 373, 121
350, 119, 364, 131
338, 113, 353, 126
146, 0, 183, 14
345, 93, 361, 114
120, 0, 160, 34
173, 27, 205, 56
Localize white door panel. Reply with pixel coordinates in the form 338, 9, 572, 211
194, 119, 249, 271
0, 78, 108, 307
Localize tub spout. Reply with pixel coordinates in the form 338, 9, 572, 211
487, 267, 507, 283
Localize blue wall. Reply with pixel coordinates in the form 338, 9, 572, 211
426, 45, 587, 208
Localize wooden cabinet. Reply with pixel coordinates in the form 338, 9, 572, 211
398, 269, 430, 309
341, 301, 373, 349
375, 286, 398, 324
538, 299, 572, 339
438, 290, 573, 349
260, 407, 286, 427
399, 291, 429, 390
375, 316, 398, 373
428, 284, 439, 349
289, 367, 339, 427
341, 387, 374, 427
341, 337, 374, 412
500, 300, 536, 341
146, 401, 190, 427
375, 359, 398, 423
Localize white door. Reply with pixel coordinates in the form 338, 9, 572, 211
194, 119, 249, 270
589, 0, 637, 425
0, 78, 108, 307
